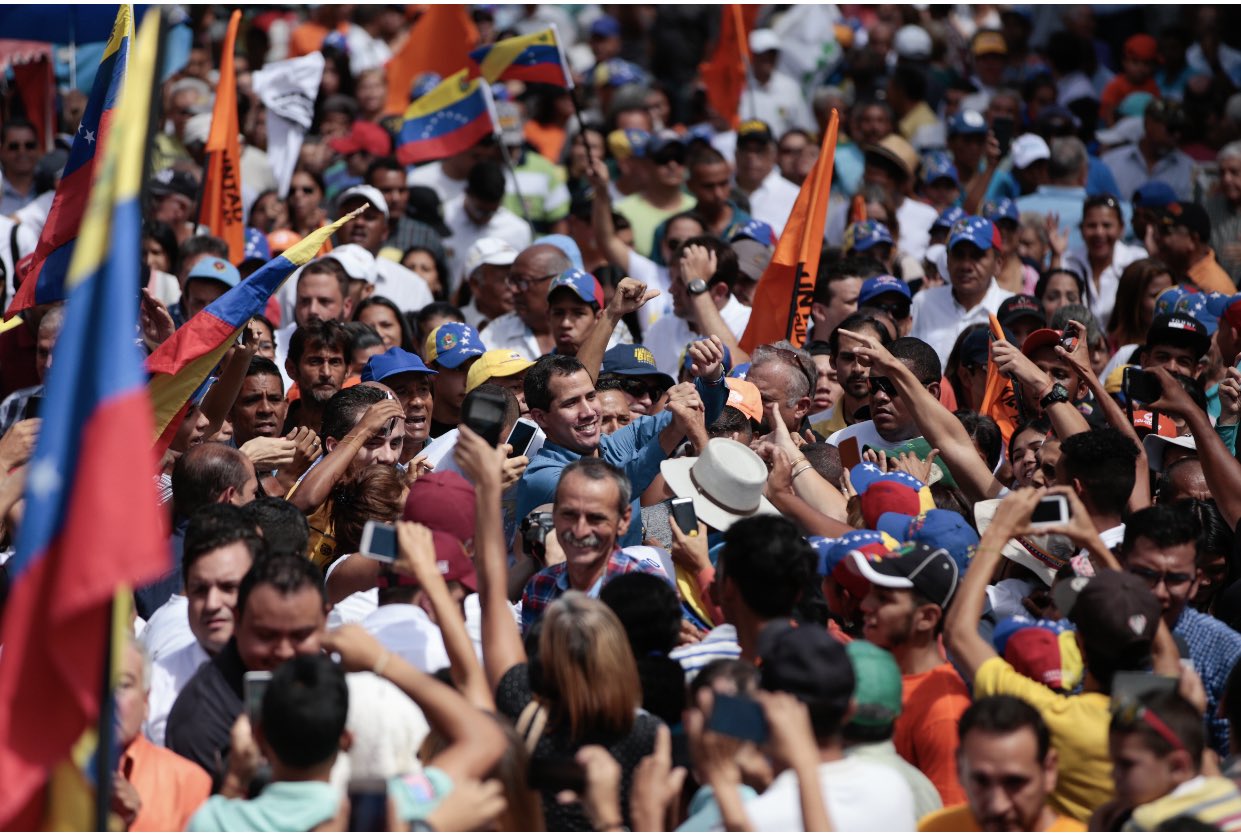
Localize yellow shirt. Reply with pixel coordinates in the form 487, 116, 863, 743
920, 803, 1087, 832
974, 657, 1113, 822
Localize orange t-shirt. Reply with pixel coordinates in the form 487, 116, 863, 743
524, 121, 567, 164
123, 734, 212, 832
894, 662, 971, 806
919, 802, 1087, 832
1189, 249, 1237, 295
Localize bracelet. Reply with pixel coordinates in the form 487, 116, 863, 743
372, 650, 391, 677
791, 463, 814, 480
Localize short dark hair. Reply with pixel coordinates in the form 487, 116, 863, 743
1109, 689, 1204, 764
959, 695, 1051, 763
182, 504, 264, 586
687, 145, 728, 172
321, 384, 385, 444
674, 235, 740, 292
557, 457, 631, 516
237, 553, 325, 618
718, 516, 814, 618
599, 572, 681, 656
172, 442, 251, 520
466, 160, 506, 202
365, 155, 404, 182
890, 337, 942, 385
342, 320, 384, 357
802, 443, 843, 486
955, 410, 1004, 471
178, 234, 229, 277
287, 319, 350, 367
1060, 428, 1138, 517
1121, 504, 1202, 565
828, 313, 891, 357
525, 354, 588, 413
261, 655, 348, 769
708, 405, 755, 442
243, 497, 311, 559
414, 302, 465, 346
299, 258, 350, 303
814, 254, 887, 305
246, 355, 284, 386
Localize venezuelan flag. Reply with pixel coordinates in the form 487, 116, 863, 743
0, 11, 167, 828
4, 5, 131, 319
395, 69, 498, 166
147, 207, 362, 451
468, 26, 573, 88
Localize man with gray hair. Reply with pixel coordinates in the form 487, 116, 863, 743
1017, 137, 1133, 251
0, 301, 62, 435
747, 340, 817, 437
1206, 139, 1241, 282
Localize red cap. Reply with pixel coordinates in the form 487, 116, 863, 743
860, 482, 921, 529
379, 529, 478, 592
403, 471, 476, 543
329, 121, 393, 157
1131, 409, 1179, 438
1020, 328, 1063, 358
1125, 34, 1159, 62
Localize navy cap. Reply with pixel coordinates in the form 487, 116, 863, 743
858, 275, 912, 306
931, 205, 966, 232
998, 294, 1047, 329
362, 347, 437, 383
1134, 181, 1178, 209
923, 152, 959, 187
731, 219, 777, 246
949, 110, 988, 137
982, 197, 1020, 225
960, 326, 991, 366
603, 344, 675, 389
590, 14, 620, 38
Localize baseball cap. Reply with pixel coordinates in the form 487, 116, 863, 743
999, 294, 1047, 330
1175, 292, 1234, 336
328, 120, 392, 157
463, 237, 518, 279
811, 529, 900, 600
362, 347, 437, 383
737, 119, 776, 147
243, 227, 270, 265
1124, 33, 1159, 62
947, 216, 1002, 252
949, 109, 988, 137
843, 220, 894, 254
875, 509, 980, 573
327, 243, 378, 283
267, 229, 300, 256
733, 238, 774, 283
923, 152, 959, 187
548, 268, 604, 309
960, 327, 991, 367
592, 58, 647, 89
864, 134, 919, 183
894, 25, 932, 61
607, 128, 650, 160
403, 470, 475, 543
186, 257, 240, 290
1011, 133, 1051, 170
724, 377, 763, 424
982, 197, 1020, 226
602, 344, 675, 390
972, 29, 1008, 57
1145, 313, 1210, 359
1155, 285, 1199, 317
931, 205, 966, 232
748, 28, 781, 55
646, 129, 685, 159
1130, 409, 1179, 440
1019, 328, 1065, 359
1051, 569, 1161, 660
424, 322, 486, 369
859, 479, 928, 530
858, 274, 912, 306
465, 349, 534, 393
379, 528, 477, 593
731, 219, 777, 247
992, 616, 1084, 693
149, 168, 199, 201
337, 184, 390, 218
1143, 433, 1197, 472
590, 14, 620, 38
845, 641, 903, 729
756, 621, 855, 715
1134, 181, 1178, 209
850, 541, 960, 610
1158, 201, 1211, 241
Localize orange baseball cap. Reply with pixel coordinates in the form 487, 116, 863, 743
725, 378, 763, 424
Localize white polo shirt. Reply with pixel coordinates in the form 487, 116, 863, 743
644, 294, 752, 378
911, 278, 1013, 365
478, 312, 631, 362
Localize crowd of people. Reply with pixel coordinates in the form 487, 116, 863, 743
12, 2, 1241, 831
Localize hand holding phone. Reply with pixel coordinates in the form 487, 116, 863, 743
670, 497, 699, 537
1123, 367, 1162, 404
243, 670, 273, 724
1028, 494, 1070, 529
506, 418, 539, 458
462, 388, 508, 447
360, 520, 398, 563
706, 693, 769, 744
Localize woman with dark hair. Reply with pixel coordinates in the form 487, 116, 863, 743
1034, 266, 1086, 323
249, 189, 289, 234
142, 220, 180, 275
1106, 258, 1173, 355
402, 244, 449, 302
354, 295, 417, 353
286, 166, 329, 238
1064, 193, 1147, 327
944, 324, 991, 413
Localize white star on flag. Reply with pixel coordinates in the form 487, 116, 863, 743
28, 457, 61, 501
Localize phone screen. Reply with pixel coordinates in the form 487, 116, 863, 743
506, 420, 537, 458
706, 693, 769, 744
347, 779, 389, 832
671, 497, 698, 536
527, 757, 587, 793
243, 671, 272, 723
1030, 496, 1068, 526
22, 395, 42, 421
361, 521, 398, 562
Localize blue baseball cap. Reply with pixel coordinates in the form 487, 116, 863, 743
931, 205, 966, 232
1155, 285, 1198, 317
592, 58, 647, 88
982, 197, 1020, 226
728, 362, 751, 380
533, 234, 585, 271
243, 227, 270, 265
608, 128, 650, 160
844, 220, 894, 253
685, 123, 716, 145
731, 219, 777, 246
876, 509, 980, 573
858, 274, 912, 306
645, 129, 685, 159
590, 14, 620, 38
1177, 292, 1241, 337
849, 462, 925, 496
947, 216, 1002, 252
923, 152, 959, 187
960, 327, 991, 367
949, 109, 988, 137
424, 322, 485, 369
603, 344, 676, 389
548, 268, 604, 308
361, 347, 437, 383
810, 529, 899, 577
186, 257, 241, 290
1133, 180, 1178, 209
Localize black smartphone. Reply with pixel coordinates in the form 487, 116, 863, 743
22, 395, 42, 421
506, 418, 538, 458
463, 388, 508, 447
347, 778, 389, 832
1111, 671, 1179, 709
670, 496, 699, 536
706, 693, 769, 744
527, 756, 587, 794
243, 670, 272, 724
993, 116, 1015, 159
1060, 323, 1080, 353
1123, 366, 1162, 404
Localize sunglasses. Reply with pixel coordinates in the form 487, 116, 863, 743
1127, 565, 1195, 588
618, 377, 663, 400
872, 301, 911, 320
507, 271, 558, 291
5, 141, 36, 152
868, 376, 898, 397
650, 150, 685, 167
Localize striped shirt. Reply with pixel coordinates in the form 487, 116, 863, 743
1124, 776, 1241, 831
669, 623, 741, 682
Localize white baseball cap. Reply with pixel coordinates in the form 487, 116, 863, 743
337, 184, 389, 218
895, 25, 932, 61
1011, 133, 1051, 171
749, 29, 780, 55
326, 244, 377, 283
463, 238, 518, 280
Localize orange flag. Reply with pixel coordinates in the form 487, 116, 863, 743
384, 5, 479, 117
198, 9, 244, 264
980, 314, 1022, 443
739, 109, 839, 352
698, 5, 755, 129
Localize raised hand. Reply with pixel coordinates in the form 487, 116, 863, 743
607, 277, 660, 317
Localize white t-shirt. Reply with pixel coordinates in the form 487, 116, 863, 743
745, 168, 800, 238
139, 593, 195, 663
441, 195, 533, 294
741, 756, 917, 831
421, 426, 546, 478
910, 278, 1013, 366
478, 311, 631, 361
644, 295, 752, 378
406, 161, 467, 206
144, 640, 209, 747
361, 603, 451, 674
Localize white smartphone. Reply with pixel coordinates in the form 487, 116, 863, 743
1029, 494, 1070, 529
243, 670, 273, 723
359, 520, 398, 563
506, 417, 539, 458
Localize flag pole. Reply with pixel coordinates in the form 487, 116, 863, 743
92, 596, 116, 832
483, 79, 534, 233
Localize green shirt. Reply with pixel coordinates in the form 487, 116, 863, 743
615, 192, 696, 258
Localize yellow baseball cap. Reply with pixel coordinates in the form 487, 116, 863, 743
465, 349, 535, 393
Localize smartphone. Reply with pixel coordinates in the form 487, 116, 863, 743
1029, 494, 1069, 529
347, 778, 389, 832
22, 395, 41, 421
671, 496, 699, 536
359, 520, 398, 563
1111, 671, 1179, 709
463, 387, 508, 447
1124, 367, 1162, 404
1060, 323, 1080, 354
506, 417, 539, 458
706, 692, 769, 744
243, 670, 272, 724
993, 116, 1015, 159
527, 756, 587, 794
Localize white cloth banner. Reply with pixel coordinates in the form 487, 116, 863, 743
251, 51, 324, 199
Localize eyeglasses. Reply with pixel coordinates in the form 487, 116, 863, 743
507, 271, 559, 291
5, 141, 36, 152
1127, 565, 1195, 588
872, 301, 911, 320
868, 376, 898, 397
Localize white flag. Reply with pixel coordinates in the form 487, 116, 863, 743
251, 52, 324, 199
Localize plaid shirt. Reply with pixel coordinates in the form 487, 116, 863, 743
1175, 606, 1241, 756
521, 548, 667, 632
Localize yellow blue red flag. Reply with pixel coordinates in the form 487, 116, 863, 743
468, 26, 573, 88
396, 69, 498, 166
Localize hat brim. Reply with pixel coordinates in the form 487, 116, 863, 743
849, 550, 914, 590
973, 499, 1059, 586
660, 458, 778, 533
1142, 433, 1196, 472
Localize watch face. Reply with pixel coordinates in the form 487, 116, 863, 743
688, 279, 707, 295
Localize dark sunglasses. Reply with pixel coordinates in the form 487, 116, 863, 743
650, 149, 685, 167
868, 376, 898, 397
5, 141, 36, 151
872, 301, 911, 320
618, 377, 663, 400
1127, 565, 1194, 588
